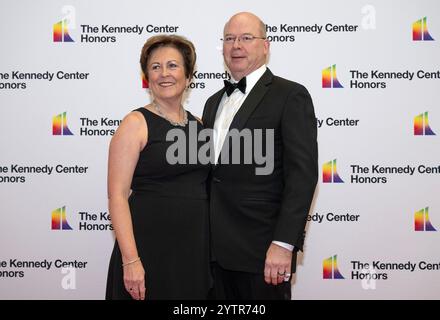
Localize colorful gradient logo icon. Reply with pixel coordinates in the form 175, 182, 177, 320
413, 17, 434, 41
323, 159, 344, 183
414, 207, 436, 231
53, 112, 74, 135
322, 64, 343, 88
53, 6, 75, 42
53, 19, 74, 42
323, 254, 345, 279
414, 112, 436, 135
51, 206, 73, 230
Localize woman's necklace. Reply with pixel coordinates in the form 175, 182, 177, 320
153, 100, 188, 127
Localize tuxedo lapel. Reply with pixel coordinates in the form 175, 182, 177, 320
206, 89, 226, 129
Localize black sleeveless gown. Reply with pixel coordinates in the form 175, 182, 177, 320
106, 107, 211, 300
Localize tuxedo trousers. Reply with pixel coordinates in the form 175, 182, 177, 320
209, 262, 291, 300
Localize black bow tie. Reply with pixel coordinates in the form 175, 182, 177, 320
223, 77, 246, 96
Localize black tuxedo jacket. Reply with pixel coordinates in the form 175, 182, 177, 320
202, 68, 318, 274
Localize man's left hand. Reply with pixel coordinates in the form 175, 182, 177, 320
264, 243, 292, 285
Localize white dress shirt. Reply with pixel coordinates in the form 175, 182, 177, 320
213, 64, 294, 252
213, 64, 267, 163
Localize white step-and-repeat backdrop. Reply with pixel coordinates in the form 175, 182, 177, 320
1, 0, 439, 299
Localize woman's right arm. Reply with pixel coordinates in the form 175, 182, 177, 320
107, 111, 148, 300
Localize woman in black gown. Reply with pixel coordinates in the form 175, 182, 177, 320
106, 35, 211, 300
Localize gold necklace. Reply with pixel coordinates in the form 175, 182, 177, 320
153, 100, 188, 127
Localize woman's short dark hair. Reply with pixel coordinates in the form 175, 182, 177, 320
140, 34, 196, 81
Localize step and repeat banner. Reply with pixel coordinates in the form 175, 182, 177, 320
0, 0, 439, 299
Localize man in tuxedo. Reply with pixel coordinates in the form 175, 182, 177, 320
202, 12, 318, 300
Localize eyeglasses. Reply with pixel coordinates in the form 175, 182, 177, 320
221, 34, 266, 44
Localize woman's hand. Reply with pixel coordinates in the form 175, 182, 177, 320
123, 260, 146, 300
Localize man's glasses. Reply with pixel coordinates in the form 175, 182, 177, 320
221, 34, 266, 44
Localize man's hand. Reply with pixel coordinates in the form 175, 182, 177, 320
264, 243, 292, 285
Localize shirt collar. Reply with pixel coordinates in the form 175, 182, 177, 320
231, 64, 267, 94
